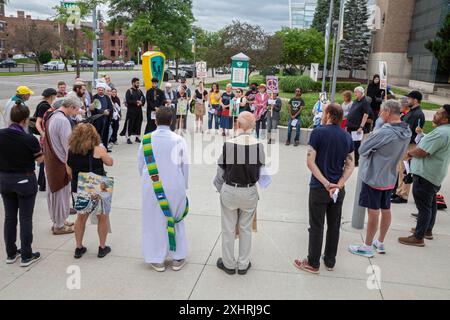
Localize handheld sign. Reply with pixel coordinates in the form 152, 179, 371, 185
142, 51, 166, 90
266, 76, 279, 94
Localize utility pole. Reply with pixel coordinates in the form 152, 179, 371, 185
322, 0, 334, 92
331, 0, 345, 102
92, 6, 98, 84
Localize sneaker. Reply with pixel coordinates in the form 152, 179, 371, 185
135, 137, 141, 143
293, 258, 320, 274
321, 256, 334, 271
6, 249, 22, 264
97, 246, 111, 258
74, 246, 87, 259
411, 213, 419, 219
39, 186, 46, 192
398, 235, 425, 247
294, 141, 300, 147
150, 263, 166, 272
238, 262, 252, 275
391, 197, 407, 204
410, 228, 433, 240
172, 259, 186, 271
20, 252, 41, 267
373, 239, 386, 254
285, 140, 290, 146
391, 193, 399, 200
348, 244, 375, 258
113, 141, 119, 145
127, 138, 132, 145
216, 258, 236, 275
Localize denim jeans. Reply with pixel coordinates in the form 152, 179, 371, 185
308, 187, 345, 269
0, 172, 38, 259
208, 105, 220, 130
412, 175, 440, 240
287, 117, 301, 142
255, 117, 267, 139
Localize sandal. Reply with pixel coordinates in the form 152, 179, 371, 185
53, 225, 74, 235
64, 221, 75, 227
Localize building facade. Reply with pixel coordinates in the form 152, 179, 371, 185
367, 0, 450, 91
289, 0, 318, 29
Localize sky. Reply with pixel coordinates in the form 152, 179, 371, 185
4, 0, 290, 33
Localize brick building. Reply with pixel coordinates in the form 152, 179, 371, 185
0, 4, 135, 62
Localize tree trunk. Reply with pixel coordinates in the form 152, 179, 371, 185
143, 42, 149, 52
175, 55, 179, 80
75, 29, 80, 78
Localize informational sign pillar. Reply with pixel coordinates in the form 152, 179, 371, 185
142, 51, 166, 90
231, 52, 250, 89
351, 164, 367, 230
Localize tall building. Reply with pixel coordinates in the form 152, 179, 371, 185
368, 0, 450, 91
289, 0, 318, 29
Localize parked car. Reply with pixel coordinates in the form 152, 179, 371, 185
43, 61, 65, 71
124, 61, 135, 68
180, 66, 194, 78
12, 54, 26, 60
71, 59, 92, 68
113, 60, 125, 67
169, 67, 187, 79
99, 60, 113, 67
164, 69, 175, 81
0, 59, 18, 68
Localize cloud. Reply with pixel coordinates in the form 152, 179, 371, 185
5, 0, 290, 32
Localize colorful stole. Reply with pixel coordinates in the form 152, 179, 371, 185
142, 133, 189, 252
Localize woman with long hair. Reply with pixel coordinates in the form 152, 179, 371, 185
194, 81, 208, 133
366, 74, 384, 123
67, 123, 113, 259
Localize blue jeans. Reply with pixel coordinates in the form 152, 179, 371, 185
208, 105, 220, 130
287, 117, 301, 142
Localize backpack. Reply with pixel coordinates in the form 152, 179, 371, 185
436, 194, 447, 210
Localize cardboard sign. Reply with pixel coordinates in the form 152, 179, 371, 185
379, 61, 388, 90
196, 61, 207, 78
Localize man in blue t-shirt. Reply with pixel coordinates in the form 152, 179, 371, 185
293, 103, 355, 274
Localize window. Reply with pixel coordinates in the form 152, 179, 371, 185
111, 50, 116, 57
110, 30, 115, 36
125, 51, 128, 57
0, 22, 5, 32
119, 29, 122, 36
111, 40, 116, 47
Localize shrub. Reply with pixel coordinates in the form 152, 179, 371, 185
38, 51, 52, 64
279, 76, 317, 93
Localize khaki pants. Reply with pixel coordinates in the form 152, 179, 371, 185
396, 144, 415, 200
220, 184, 258, 270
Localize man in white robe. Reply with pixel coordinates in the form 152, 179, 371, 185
138, 106, 189, 272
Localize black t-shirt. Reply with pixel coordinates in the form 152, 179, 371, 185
0, 128, 41, 173
346, 97, 372, 130
35, 101, 52, 118
289, 97, 305, 118
195, 89, 208, 101
309, 124, 354, 189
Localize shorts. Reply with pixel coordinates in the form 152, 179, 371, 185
359, 182, 393, 210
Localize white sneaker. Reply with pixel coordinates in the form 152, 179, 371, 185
150, 263, 166, 272
172, 259, 186, 271
373, 239, 386, 254
348, 244, 375, 258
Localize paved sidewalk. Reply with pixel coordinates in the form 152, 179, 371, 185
0, 116, 450, 300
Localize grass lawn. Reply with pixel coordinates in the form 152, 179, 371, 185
0, 71, 71, 76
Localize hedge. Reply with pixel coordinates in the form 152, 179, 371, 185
279, 76, 361, 93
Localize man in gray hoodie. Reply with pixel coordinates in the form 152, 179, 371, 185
349, 100, 412, 258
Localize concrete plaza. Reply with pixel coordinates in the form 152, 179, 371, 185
0, 115, 450, 300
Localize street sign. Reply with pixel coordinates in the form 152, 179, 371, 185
61, 1, 78, 8
196, 61, 207, 78
62, 1, 81, 30
266, 76, 279, 94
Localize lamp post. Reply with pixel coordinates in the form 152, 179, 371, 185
92, 6, 98, 84
321, 0, 334, 92
330, 0, 346, 102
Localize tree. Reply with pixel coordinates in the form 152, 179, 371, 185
425, 13, 450, 74
311, 0, 340, 34
38, 51, 53, 65
6, 22, 57, 72
108, 0, 194, 56
276, 28, 325, 72
339, 0, 371, 78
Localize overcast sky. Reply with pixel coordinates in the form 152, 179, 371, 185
4, 0, 290, 33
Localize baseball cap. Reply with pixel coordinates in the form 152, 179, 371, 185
407, 90, 423, 102
16, 86, 34, 95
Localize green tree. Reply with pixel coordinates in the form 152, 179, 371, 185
339, 0, 371, 78
276, 27, 325, 72
311, 0, 340, 34
425, 13, 450, 74
38, 51, 53, 65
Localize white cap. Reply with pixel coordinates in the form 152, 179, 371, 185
165, 82, 172, 88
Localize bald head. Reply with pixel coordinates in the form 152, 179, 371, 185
237, 111, 255, 131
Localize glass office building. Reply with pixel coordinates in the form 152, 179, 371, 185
289, 0, 318, 29
408, 0, 450, 83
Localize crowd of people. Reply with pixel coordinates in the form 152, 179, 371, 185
0, 73, 449, 278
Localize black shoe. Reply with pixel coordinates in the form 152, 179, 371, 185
20, 252, 41, 267
98, 246, 111, 258
238, 262, 252, 275
391, 193, 399, 200
6, 249, 22, 264
216, 258, 236, 275
135, 137, 141, 143
127, 138, 132, 145
107, 149, 112, 153
411, 213, 419, 219
391, 197, 407, 204
39, 186, 46, 192
74, 246, 87, 259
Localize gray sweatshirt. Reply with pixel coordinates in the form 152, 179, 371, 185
359, 122, 412, 188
